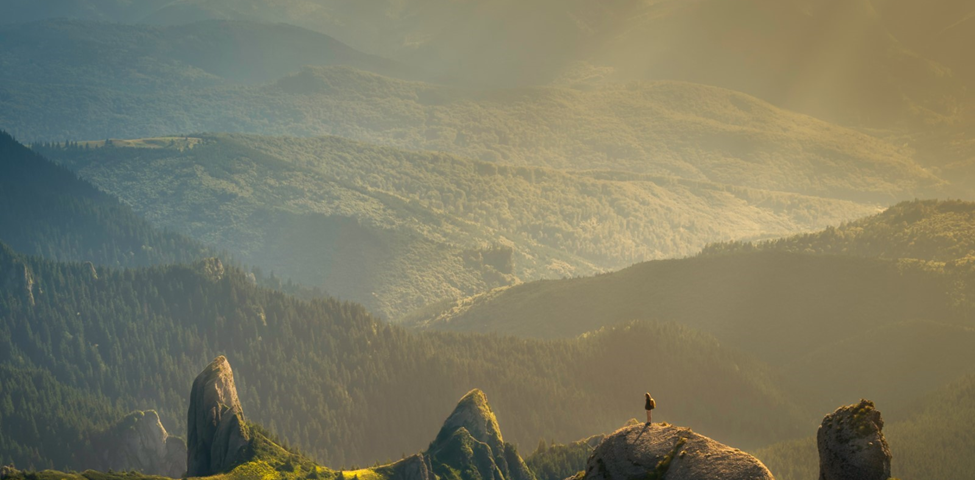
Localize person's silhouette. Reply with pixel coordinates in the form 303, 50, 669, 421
645, 392, 655, 425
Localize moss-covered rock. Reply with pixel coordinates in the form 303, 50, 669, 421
428, 390, 534, 480
817, 400, 891, 480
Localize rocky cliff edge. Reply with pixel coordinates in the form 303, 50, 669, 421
580, 423, 773, 480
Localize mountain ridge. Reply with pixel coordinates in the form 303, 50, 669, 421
38, 133, 885, 318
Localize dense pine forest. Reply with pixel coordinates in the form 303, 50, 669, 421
2, 1, 975, 479
756, 373, 975, 480
0, 131, 209, 267
0, 240, 815, 469
701, 199, 975, 262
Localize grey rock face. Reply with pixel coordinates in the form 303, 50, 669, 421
186, 356, 250, 477
817, 400, 891, 480
583, 423, 774, 480
95, 410, 186, 477
194, 258, 225, 282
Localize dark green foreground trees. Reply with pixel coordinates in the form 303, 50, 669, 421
0, 241, 811, 469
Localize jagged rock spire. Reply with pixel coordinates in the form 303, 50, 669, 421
817, 399, 891, 480
186, 356, 250, 477
428, 389, 534, 480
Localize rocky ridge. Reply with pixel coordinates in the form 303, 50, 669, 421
186, 355, 251, 477
580, 423, 774, 480
426, 389, 535, 480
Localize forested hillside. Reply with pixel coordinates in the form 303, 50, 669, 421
0, 242, 814, 470
38, 134, 877, 318
0, 131, 208, 267
409, 250, 975, 414
756, 373, 975, 480
0, 365, 123, 471
409, 202, 975, 431
1, 3, 972, 479
702, 199, 975, 262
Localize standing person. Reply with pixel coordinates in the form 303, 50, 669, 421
645, 392, 655, 425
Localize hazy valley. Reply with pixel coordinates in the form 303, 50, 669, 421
1, 1, 974, 480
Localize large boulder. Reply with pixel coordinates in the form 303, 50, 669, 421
94, 410, 186, 477
186, 356, 250, 477
582, 423, 774, 480
817, 400, 891, 480
428, 389, 534, 480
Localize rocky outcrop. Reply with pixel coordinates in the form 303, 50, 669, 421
94, 410, 186, 477
0, 465, 17, 480
85, 261, 98, 280
187, 356, 250, 477
427, 389, 534, 480
0, 249, 35, 307
194, 258, 225, 282
389, 454, 435, 480
817, 400, 891, 480
582, 423, 774, 480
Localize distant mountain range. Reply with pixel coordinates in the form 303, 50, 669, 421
4, 0, 972, 129
2, 19, 957, 200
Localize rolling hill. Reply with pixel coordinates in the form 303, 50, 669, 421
38, 134, 879, 319
7, 0, 970, 130
702, 199, 975, 262
407, 202, 975, 414
0, 19, 406, 89
0, 20, 961, 201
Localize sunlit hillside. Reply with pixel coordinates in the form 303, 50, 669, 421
1, 2, 973, 480
2, 19, 958, 201
38, 134, 875, 318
